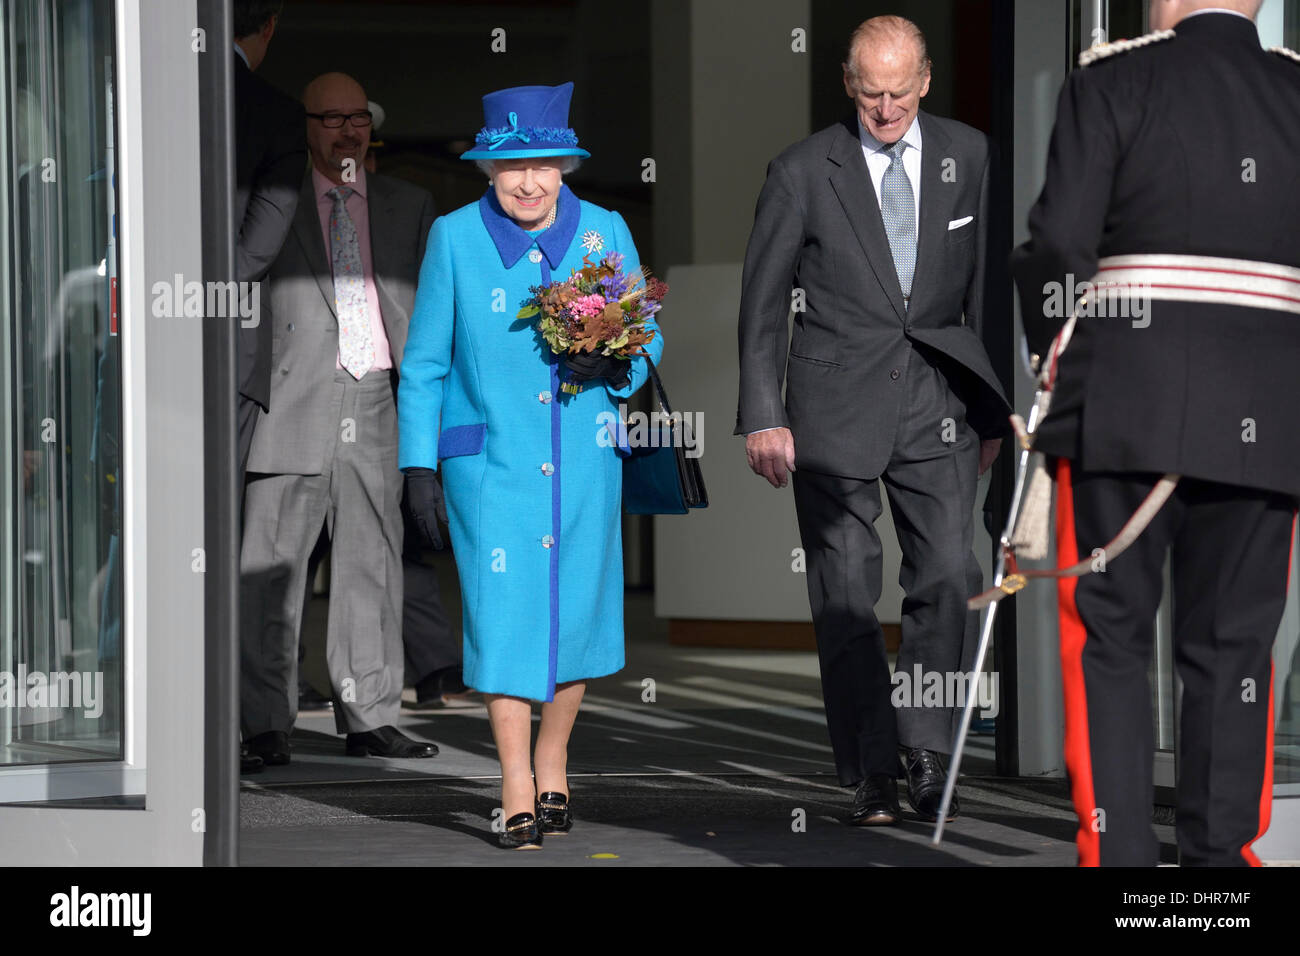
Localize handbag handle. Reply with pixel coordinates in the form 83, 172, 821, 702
642, 355, 674, 417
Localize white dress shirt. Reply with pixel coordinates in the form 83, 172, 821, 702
859, 115, 922, 235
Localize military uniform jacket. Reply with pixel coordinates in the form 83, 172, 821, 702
1011, 13, 1300, 497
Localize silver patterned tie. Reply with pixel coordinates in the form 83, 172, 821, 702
328, 185, 373, 379
880, 140, 916, 307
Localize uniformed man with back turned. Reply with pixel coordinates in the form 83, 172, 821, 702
1011, 0, 1300, 866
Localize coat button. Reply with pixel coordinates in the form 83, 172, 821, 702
287, 323, 295, 331
528, 249, 544, 264
541, 463, 554, 476
538, 390, 552, 404
541, 534, 554, 549
890, 368, 901, 380
280, 367, 289, 375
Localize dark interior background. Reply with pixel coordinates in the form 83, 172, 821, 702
262, 0, 655, 255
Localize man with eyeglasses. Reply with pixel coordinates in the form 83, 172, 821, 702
305, 108, 373, 129
241, 71, 442, 763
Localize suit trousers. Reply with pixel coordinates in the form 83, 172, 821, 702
237, 394, 260, 523
240, 368, 404, 736
792, 343, 981, 786
237, 394, 260, 478
400, 494, 458, 683
1056, 461, 1293, 866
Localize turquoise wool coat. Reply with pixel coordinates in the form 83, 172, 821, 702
398, 185, 664, 702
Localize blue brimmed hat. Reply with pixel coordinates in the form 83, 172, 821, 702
460, 82, 590, 161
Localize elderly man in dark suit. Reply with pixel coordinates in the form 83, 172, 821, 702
241, 71, 439, 763
737, 16, 1010, 825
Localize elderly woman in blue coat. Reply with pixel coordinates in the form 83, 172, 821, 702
399, 83, 663, 849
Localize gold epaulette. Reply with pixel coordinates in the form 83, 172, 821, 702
1078, 29, 1175, 68
1268, 46, 1300, 64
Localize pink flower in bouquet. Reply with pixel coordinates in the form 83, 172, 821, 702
571, 293, 607, 318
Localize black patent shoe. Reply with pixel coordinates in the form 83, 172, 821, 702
848, 773, 901, 826
536, 792, 573, 834
499, 812, 543, 850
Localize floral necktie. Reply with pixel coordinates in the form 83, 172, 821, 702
328, 185, 373, 378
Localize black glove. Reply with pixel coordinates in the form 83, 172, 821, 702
563, 352, 632, 390
404, 467, 448, 551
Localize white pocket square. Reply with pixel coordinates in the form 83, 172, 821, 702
948, 216, 974, 230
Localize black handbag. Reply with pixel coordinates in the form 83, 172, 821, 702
621, 358, 708, 515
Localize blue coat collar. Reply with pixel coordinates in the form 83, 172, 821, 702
478, 183, 580, 270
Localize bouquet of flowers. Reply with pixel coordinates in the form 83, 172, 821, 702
517, 251, 666, 393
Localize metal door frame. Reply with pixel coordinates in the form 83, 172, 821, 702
0, 0, 207, 865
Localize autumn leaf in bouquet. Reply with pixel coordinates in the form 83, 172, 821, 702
517, 252, 668, 393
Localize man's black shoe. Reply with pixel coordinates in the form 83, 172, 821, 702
413, 670, 439, 706
345, 725, 439, 758
848, 773, 901, 826
412, 665, 474, 708
240, 746, 264, 774
438, 666, 470, 696
298, 682, 334, 711
900, 747, 958, 821
245, 730, 291, 766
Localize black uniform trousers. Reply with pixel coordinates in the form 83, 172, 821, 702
792, 344, 982, 786
1056, 460, 1292, 866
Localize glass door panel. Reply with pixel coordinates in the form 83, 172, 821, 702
1, 0, 122, 770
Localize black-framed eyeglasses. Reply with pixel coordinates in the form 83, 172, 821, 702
306, 110, 373, 129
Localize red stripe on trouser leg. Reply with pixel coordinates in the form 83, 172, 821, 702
1240, 662, 1275, 867
1240, 509, 1291, 865
1055, 459, 1100, 867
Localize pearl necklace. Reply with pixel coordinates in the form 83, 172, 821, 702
540, 201, 557, 230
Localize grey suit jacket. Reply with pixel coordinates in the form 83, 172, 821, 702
246, 170, 437, 475
736, 112, 1011, 480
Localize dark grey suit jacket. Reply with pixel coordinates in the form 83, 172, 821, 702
234, 54, 306, 411
736, 112, 1011, 479
246, 170, 436, 475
